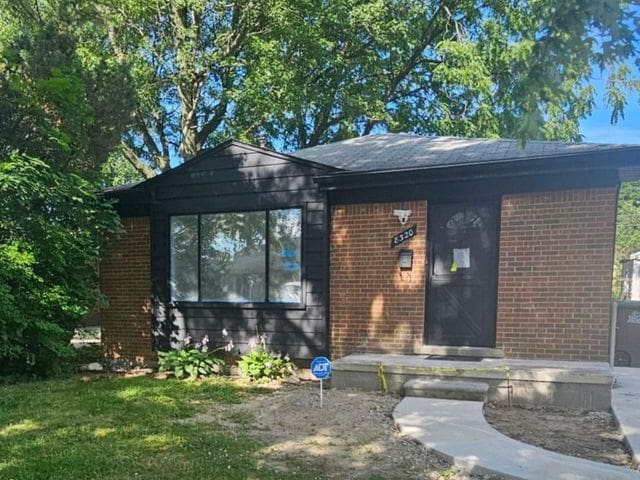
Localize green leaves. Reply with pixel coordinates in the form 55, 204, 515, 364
0, 1, 134, 178
0, 153, 121, 378
2, 0, 639, 173
237, 348, 293, 383
0, 0, 640, 178
607, 64, 640, 124
614, 181, 640, 298
113, 0, 640, 167
158, 349, 225, 380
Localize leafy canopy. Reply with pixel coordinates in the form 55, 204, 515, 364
2, 1, 638, 178
74, 0, 640, 176
0, 154, 121, 377
614, 180, 640, 298
0, 0, 135, 179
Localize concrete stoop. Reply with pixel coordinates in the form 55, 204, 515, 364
403, 378, 489, 402
332, 353, 614, 409
394, 397, 640, 480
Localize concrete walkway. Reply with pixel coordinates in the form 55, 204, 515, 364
394, 397, 640, 480
613, 368, 640, 467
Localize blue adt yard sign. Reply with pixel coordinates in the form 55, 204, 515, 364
311, 356, 332, 379
310, 356, 332, 408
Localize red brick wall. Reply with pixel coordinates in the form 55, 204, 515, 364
102, 189, 617, 363
100, 216, 154, 364
496, 188, 617, 361
330, 202, 427, 358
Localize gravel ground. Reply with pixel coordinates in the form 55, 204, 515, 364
184, 381, 498, 480
183, 379, 634, 478
484, 403, 634, 468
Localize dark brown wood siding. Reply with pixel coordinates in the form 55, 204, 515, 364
148, 144, 330, 358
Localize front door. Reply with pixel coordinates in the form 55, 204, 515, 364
426, 201, 500, 347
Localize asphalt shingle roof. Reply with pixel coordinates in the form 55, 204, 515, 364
101, 180, 145, 194
292, 133, 638, 172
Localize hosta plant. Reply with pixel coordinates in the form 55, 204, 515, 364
158, 335, 225, 380
238, 333, 294, 382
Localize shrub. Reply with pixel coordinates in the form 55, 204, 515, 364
238, 334, 294, 382
158, 349, 224, 380
0, 154, 120, 378
158, 335, 224, 380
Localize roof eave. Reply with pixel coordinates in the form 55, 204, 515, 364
102, 140, 343, 197
313, 147, 640, 189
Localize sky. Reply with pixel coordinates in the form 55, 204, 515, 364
580, 70, 640, 145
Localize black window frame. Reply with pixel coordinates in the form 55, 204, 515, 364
169, 207, 305, 308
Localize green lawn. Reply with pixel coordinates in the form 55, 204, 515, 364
0, 375, 321, 480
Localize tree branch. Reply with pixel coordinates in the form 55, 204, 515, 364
363, 1, 457, 135
307, 102, 334, 147
120, 141, 157, 179
135, 116, 169, 171
196, 99, 228, 146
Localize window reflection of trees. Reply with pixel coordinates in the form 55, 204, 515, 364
201, 212, 266, 302
169, 209, 302, 303
269, 209, 302, 303
170, 216, 198, 301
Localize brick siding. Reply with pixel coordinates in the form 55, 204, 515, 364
496, 188, 617, 361
103, 189, 617, 363
330, 202, 427, 358
100, 216, 154, 364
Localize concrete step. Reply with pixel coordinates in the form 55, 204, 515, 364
414, 345, 505, 359
404, 378, 489, 402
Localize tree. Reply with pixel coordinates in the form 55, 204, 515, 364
91, 0, 639, 176
99, 152, 145, 188
613, 181, 640, 298
3, 1, 639, 178
0, 1, 135, 178
0, 154, 121, 377
0, 2, 129, 376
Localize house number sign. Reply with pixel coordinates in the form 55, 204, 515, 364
391, 224, 417, 248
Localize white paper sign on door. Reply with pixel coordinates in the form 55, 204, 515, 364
453, 248, 470, 269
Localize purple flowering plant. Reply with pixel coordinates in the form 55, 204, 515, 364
237, 329, 294, 382
158, 333, 227, 380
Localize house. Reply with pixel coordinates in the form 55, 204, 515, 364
100, 133, 640, 366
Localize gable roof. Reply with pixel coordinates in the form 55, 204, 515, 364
105, 134, 640, 202
104, 140, 339, 197
293, 133, 640, 173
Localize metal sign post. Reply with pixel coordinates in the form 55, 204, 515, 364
310, 356, 332, 409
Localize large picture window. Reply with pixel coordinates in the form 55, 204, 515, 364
170, 209, 302, 304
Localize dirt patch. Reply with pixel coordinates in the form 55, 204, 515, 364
184, 381, 499, 479
484, 403, 633, 468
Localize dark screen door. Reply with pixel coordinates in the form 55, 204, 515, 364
426, 201, 500, 347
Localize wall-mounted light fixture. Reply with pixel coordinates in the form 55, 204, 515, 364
393, 209, 412, 225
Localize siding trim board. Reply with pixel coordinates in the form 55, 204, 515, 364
100, 137, 640, 363
326, 169, 620, 206
138, 140, 342, 191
